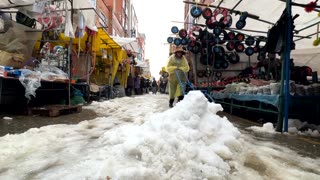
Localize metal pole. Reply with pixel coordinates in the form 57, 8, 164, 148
68, 0, 73, 106
276, 0, 292, 132
283, 0, 292, 132
109, 50, 113, 99
276, 52, 285, 132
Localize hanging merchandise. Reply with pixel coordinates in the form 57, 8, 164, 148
221, 60, 229, 69
202, 7, 213, 19
64, 4, 75, 38
171, 26, 179, 34
205, 18, 216, 29
313, 24, 320, 46
188, 40, 197, 47
213, 35, 221, 45
226, 15, 233, 28
181, 37, 189, 45
187, 45, 193, 51
213, 8, 230, 26
312, 38, 320, 46
235, 33, 245, 42
226, 42, 235, 51
37, 3, 64, 31
214, 61, 222, 69
204, 66, 212, 77
245, 46, 254, 56
75, 11, 85, 38
167, 37, 174, 43
190, 6, 202, 18
215, 71, 222, 78
207, 33, 216, 47
212, 46, 220, 53
16, 11, 36, 28
173, 38, 182, 46
213, 26, 222, 35
245, 36, 255, 46
228, 31, 236, 40
235, 42, 245, 52
228, 52, 240, 64
219, 30, 228, 44
236, 11, 248, 29
305, 0, 318, 12
188, 26, 203, 40
191, 42, 201, 54
178, 29, 188, 38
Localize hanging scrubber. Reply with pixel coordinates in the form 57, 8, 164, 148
305, 0, 318, 12
313, 38, 320, 46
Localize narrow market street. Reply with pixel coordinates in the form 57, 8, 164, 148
0, 92, 319, 179
1, 0, 320, 179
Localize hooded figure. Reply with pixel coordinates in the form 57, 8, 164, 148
165, 46, 190, 108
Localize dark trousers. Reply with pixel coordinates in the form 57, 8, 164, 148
125, 86, 133, 96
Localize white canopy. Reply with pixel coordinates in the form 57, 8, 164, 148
111, 36, 140, 53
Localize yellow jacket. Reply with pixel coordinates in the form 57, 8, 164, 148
165, 54, 190, 99
165, 54, 190, 75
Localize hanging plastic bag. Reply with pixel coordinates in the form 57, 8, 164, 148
75, 11, 85, 38
19, 69, 41, 100
64, 6, 74, 38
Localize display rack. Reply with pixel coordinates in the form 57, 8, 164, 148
0, 0, 95, 107
182, 0, 320, 131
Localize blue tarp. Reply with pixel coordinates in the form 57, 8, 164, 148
211, 92, 280, 107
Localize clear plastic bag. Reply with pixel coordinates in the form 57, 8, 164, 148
35, 65, 68, 81
18, 69, 41, 100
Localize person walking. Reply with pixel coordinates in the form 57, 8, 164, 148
125, 73, 134, 96
151, 77, 158, 94
165, 46, 190, 108
134, 75, 140, 95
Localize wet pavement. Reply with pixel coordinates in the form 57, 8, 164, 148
0, 105, 319, 159
0, 108, 97, 137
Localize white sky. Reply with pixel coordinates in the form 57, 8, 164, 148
131, 0, 320, 78
133, 0, 185, 80
0, 91, 320, 179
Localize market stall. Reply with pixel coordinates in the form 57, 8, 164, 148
0, 0, 105, 114
168, 0, 320, 130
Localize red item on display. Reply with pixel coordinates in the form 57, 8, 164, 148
305, 0, 318, 12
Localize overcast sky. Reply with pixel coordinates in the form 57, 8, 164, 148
133, 0, 185, 79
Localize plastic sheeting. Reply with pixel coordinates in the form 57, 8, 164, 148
211, 92, 280, 107
0, 20, 41, 65
110, 36, 140, 53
